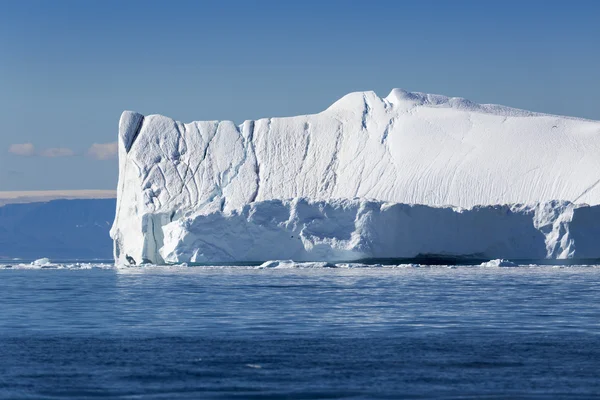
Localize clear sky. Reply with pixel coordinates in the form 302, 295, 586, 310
1, 0, 599, 191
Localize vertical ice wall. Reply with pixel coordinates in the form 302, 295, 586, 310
111, 90, 600, 264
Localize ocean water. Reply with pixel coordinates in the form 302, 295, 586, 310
1, 263, 600, 399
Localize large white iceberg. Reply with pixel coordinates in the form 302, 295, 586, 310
110, 89, 600, 264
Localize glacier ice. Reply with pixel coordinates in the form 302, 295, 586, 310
159, 199, 600, 263
110, 89, 600, 264
480, 259, 518, 267
32, 258, 51, 266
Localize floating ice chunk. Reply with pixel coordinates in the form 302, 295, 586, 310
480, 259, 518, 267
32, 258, 51, 266
257, 260, 295, 269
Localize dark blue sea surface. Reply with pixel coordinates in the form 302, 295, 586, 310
1, 264, 600, 399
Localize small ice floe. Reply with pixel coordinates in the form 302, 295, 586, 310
257, 260, 339, 269
257, 260, 298, 269
0, 259, 115, 270
32, 258, 52, 267
257, 260, 292, 269
299, 261, 337, 268
245, 364, 262, 369
480, 259, 518, 267
399, 263, 421, 268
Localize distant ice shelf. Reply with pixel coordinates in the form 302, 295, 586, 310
111, 89, 600, 264
0, 199, 115, 260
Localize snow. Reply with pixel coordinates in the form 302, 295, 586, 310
480, 259, 518, 267
257, 260, 337, 269
32, 258, 51, 266
157, 199, 600, 264
111, 89, 600, 265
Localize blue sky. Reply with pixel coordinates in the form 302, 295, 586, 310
1, 0, 599, 191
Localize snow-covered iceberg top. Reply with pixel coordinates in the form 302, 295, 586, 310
111, 89, 600, 264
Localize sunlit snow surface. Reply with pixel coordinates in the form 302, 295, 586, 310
111, 88, 600, 264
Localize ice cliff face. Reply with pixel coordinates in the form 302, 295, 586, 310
111, 89, 600, 264
159, 199, 600, 264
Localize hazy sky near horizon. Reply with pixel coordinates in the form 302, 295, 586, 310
1, 0, 599, 191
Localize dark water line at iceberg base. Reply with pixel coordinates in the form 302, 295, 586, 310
182, 257, 600, 267
355, 256, 600, 266
5, 255, 600, 268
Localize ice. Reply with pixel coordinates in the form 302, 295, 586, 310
257, 260, 337, 269
32, 258, 51, 266
480, 259, 518, 267
0, 262, 114, 270
111, 89, 600, 264
157, 199, 600, 263
257, 260, 294, 269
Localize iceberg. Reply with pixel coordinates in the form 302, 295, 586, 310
159, 199, 600, 263
32, 258, 51, 266
111, 89, 600, 264
480, 259, 519, 268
